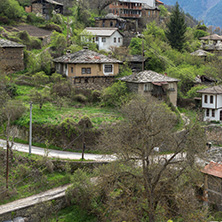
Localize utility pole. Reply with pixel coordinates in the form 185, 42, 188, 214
82, 124, 85, 160
29, 102, 32, 155
142, 39, 144, 71
6, 140, 9, 189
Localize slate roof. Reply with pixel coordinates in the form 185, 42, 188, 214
119, 70, 179, 83
125, 55, 147, 62
104, 13, 126, 22
201, 162, 222, 178
53, 49, 122, 64
197, 85, 222, 94
46, 0, 63, 5
82, 27, 123, 37
200, 34, 222, 41
190, 49, 210, 57
0, 39, 25, 48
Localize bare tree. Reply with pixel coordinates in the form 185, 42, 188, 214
97, 96, 207, 221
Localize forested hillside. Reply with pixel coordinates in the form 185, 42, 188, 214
164, 0, 222, 27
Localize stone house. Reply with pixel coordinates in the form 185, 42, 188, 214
119, 70, 179, 106
124, 55, 149, 72
201, 162, 222, 210
53, 49, 122, 90
0, 39, 25, 74
200, 34, 222, 54
27, 0, 63, 20
81, 27, 124, 52
197, 85, 222, 122
95, 13, 127, 30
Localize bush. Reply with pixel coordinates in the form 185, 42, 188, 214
27, 13, 45, 24
41, 23, 63, 33
73, 94, 88, 103
33, 71, 50, 85
100, 81, 130, 107
50, 73, 63, 83
51, 81, 73, 97
186, 85, 208, 98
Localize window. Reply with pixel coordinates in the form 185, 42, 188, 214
144, 83, 153, 92
114, 37, 116, 43
104, 64, 113, 73
118, 37, 121, 43
206, 109, 209, 117
96, 36, 99, 41
204, 95, 208, 103
102, 37, 106, 42
71, 67, 73, 73
212, 109, 215, 117
82, 68, 91, 74
168, 83, 175, 91
210, 95, 213, 104
110, 21, 113, 27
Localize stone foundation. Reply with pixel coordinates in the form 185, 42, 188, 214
71, 76, 115, 90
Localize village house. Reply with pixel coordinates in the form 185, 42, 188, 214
200, 34, 222, 54
201, 162, 222, 210
95, 13, 127, 30
124, 55, 149, 72
81, 27, 123, 52
108, 0, 163, 27
197, 85, 222, 122
119, 70, 179, 106
25, 0, 63, 20
0, 39, 25, 74
190, 49, 211, 61
53, 49, 122, 90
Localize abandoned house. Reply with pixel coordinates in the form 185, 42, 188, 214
53, 49, 122, 90
197, 85, 222, 122
124, 55, 148, 72
26, 0, 63, 20
119, 70, 179, 106
200, 34, 222, 54
201, 162, 222, 210
95, 13, 127, 30
81, 27, 124, 52
0, 39, 25, 74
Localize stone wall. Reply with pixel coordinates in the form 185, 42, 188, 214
0, 47, 24, 73
71, 76, 115, 90
205, 125, 222, 145
32, 3, 42, 14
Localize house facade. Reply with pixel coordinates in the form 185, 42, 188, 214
81, 27, 123, 51
108, 0, 162, 21
197, 85, 222, 121
27, 0, 63, 20
0, 39, 25, 74
53, 49, 122, 90
119, 70, 179, 106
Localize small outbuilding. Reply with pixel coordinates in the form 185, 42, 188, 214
0, 39, 25, 74
119, 70, 179, 106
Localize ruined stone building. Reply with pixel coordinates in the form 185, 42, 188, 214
0, 39, 25, 74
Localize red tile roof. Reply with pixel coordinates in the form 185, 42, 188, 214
156, 0, 164, 5
201, 162, 222, 178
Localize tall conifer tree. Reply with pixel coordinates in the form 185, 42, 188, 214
165, 2, 187, 51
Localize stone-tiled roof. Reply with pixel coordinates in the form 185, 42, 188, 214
46, 0, 63, 5
119, 70, 179, 83
190, 49, 210, 57
53, 49, 122, 64
125, 55, 147, 62
82, 27, 123, 37
197, 85, 222, 94
0, 38, 25, 48
200, 34, 222, 41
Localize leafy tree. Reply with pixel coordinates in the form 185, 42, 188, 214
165, 2, 187, 51
98, 96, 207, 221
0, 0, 24, 21
129, 37, 143, 55
30, 89, 49, 109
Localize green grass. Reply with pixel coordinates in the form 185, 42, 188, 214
49, 205, 98, 222
178, 107, 198, 124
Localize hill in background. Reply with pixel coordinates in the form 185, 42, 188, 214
163, 0, 222, 27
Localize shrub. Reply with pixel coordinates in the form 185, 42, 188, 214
27, 13, 45, 24
50, 73, 63, 83
73, 94, 88, 103
51, 81, 73, 97
33, 71, 50, 85
100, 81, 130, 107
